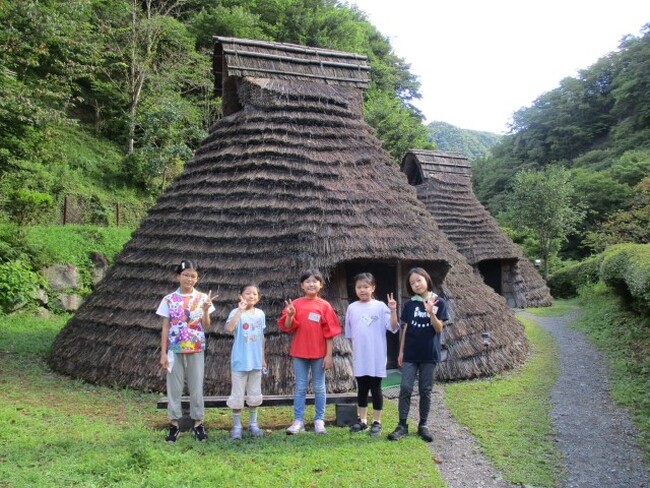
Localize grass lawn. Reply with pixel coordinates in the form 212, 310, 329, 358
0, 313, 445, 488
525, 297, 581, 317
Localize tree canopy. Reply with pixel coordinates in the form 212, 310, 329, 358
473, 24, 650, 261
0, 0, 432, 224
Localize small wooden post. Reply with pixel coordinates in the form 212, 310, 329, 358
63, 195, 69, 225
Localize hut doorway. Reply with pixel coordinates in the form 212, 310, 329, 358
477, 259, 503, 294
344, 262, 400, 370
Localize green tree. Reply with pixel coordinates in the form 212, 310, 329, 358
506, 166, 585, 279
122, 95, 206, 194
611, 24, 650, 131
364, 90, 433, 161
91, 0, 209, 153
584, 176, 650, 251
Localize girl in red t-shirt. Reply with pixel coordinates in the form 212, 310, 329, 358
278, 269, 341, 435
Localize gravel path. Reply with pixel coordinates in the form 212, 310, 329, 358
521, 310, 650, 488
386, 310, 650, 488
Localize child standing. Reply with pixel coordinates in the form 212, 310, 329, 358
278, 269, 341, 435
388, 267, 449, 442
344, 273, 400, 436
225, 283, 266, 440
157, 259, 217, 443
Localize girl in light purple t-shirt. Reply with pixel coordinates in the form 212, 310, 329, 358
344, 272, 399, 436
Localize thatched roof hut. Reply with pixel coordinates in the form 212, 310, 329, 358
401, 149, 552, 308
49, 38, 527, 394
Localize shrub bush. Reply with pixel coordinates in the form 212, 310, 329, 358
548, 255, 603, 298
600, 243, 650, 313
0, 260, 43, 314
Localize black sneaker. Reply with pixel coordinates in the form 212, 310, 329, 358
165, 424, 180, 443
387, 424, 408, 441
193, 424, 208, 442
369, 421, 382, 437
349, 419, 368, 433
418, 425, 433, 442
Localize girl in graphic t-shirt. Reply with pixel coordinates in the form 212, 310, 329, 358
278, 269, 341, 435
156, 259, 217, 443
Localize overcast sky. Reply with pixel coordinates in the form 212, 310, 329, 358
346, 0, 650, 134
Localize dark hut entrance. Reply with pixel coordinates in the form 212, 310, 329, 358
478, 259, 503, 294
344, 261, 399, 369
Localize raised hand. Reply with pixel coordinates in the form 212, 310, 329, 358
202, 289, 220, 314
387, 292, 397, 311
424, 295, 438, 315
284, 298, 296, 317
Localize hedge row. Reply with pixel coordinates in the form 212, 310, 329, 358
548, 255, 603, 298
600, 244, 650, 313
549, 244, 650, 313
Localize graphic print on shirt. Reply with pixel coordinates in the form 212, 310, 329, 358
360, 314, 378, 326
167, 293, 206, 353
410, 305, 430, 327
242, 317, 263, 343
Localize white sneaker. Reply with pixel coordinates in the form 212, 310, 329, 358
314, 419, 327, 435
286, 420, 305, 435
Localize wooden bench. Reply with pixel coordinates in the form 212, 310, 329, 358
157, 393, 359, 428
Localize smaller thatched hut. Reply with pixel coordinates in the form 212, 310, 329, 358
401, 149, 552, 308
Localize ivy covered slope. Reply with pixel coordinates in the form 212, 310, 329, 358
0, 0, 434, 228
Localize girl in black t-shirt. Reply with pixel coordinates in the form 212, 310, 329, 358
387, 267, 447, 442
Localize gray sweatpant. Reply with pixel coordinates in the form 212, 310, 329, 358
166, 351, 205, 421
397, 361, 436, 425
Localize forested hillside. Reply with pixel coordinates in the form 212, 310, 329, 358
472, 24, 650, 264
2, 1, 649, 276
0, 0, 433, 227
427, 121, 501, 159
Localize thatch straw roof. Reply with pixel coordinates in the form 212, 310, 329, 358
401, 150, 552, 307
49, 39, 528, 394
214, 37, 370, 94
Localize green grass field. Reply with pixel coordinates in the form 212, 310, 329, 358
0, 313, 444, 488
5, 296, 633, 487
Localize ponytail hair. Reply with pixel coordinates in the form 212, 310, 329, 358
175, 259, 200, 275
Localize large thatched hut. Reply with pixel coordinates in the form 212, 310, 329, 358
401, 149, 552, 308
50, 38, 527, 394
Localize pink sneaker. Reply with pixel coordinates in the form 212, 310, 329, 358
314, 419, 327, 434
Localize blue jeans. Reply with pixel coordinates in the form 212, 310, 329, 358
292, 357, 326, 421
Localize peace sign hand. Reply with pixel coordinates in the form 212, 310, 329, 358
284, 299, 296, 317
387, 292, 397, 311
202, 289, 220, 311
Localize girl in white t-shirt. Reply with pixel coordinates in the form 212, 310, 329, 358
344, 272, 399, 436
